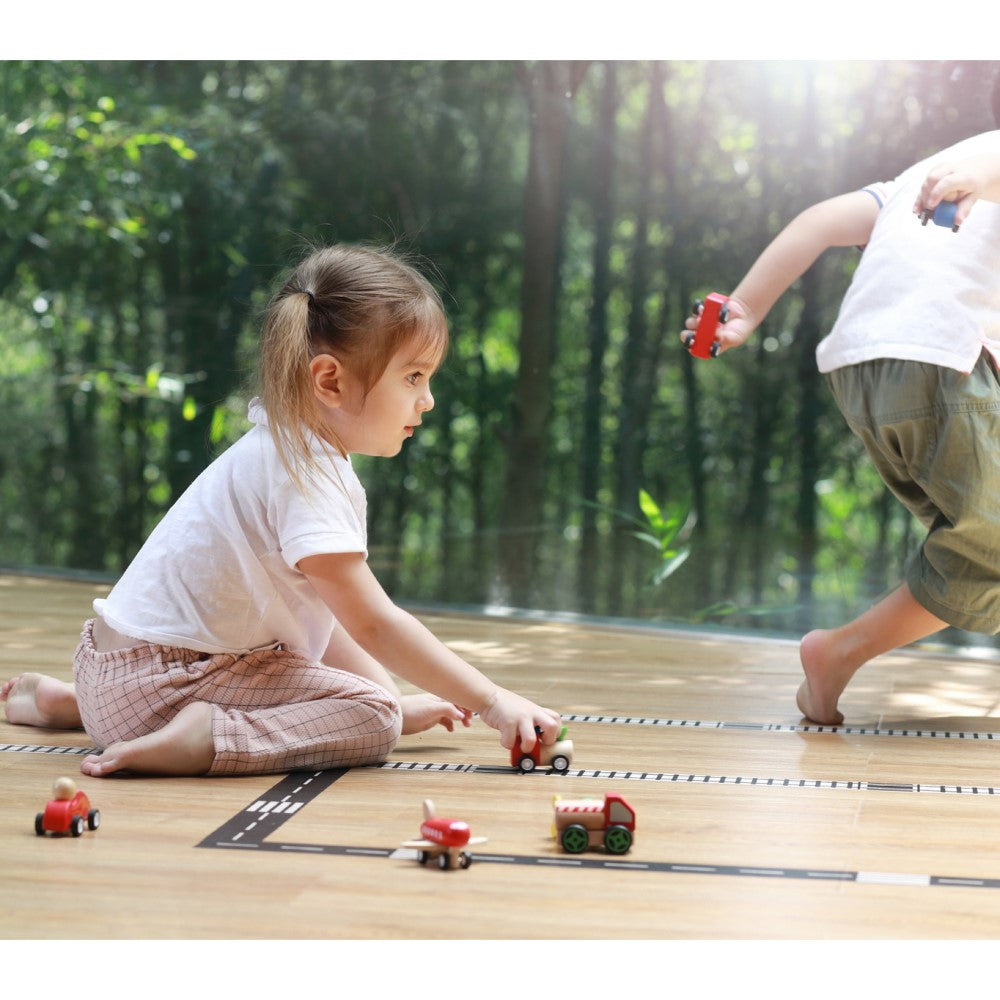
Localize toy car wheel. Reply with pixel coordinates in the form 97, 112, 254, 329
417, 850, 429, 865
683, 332, 695, 350
35, 813, 45, 836
69, 815, 85, 838
458, 852, 472, 869
692, 298, 703, 316
88, 809, 101, 831
437, 852, 452, 871
560, 823, 589, 854
604, 825, 633, 855
550, 754, 570, 773
719, 304, 729, 324
517, 754, 536, 773
709, 343, 721, 358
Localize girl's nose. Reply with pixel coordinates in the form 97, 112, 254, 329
419, 388, 435, 412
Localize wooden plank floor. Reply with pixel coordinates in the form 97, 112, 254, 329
5, 572, 1000, 942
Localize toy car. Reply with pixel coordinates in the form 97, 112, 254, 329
553, 792, 636, 855
685, 292, 729, 359
401, 799, 486, 870
511, 724, 573, 774
920, 200, 959, 232
35, 777, 100, 837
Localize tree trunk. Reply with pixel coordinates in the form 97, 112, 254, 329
496, 61, 587, 606
578, 62, 617, 614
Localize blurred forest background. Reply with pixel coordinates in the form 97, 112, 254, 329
3, 59, 999, 642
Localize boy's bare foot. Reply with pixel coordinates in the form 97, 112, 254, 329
797, 629, 850, 725
80, 702, 215, 777
1, 673, 82, 729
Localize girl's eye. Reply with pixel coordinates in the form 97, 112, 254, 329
407, 372, 423, 385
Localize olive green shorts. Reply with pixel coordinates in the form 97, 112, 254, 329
826, 351, 1000, 634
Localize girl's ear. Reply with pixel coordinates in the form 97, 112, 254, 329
310, 353, 346, 407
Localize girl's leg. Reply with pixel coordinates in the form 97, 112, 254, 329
1, 673, 82, 729
77, 632, 401, 777
797, 582, 947, 724
81, 702, 214, 777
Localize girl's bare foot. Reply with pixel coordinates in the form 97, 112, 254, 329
80, 702, 215, 777
797, 629, 851, 725
1, 673, 82, 729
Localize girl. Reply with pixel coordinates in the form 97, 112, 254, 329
2, 243, 563, 776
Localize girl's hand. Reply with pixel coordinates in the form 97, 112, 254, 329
400, 693, 473, 736
680, 295, 756, 356
478, 687, 562, 751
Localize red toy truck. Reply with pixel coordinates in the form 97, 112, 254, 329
35, 778, 100, 837
553, 792, 636, 855
685, 292, 729, 359
511, 725, 573, 774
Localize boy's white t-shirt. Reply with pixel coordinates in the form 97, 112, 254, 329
816, 129, 1000, 375
94, 400, 367, 660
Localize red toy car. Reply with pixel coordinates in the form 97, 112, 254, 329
35, 778, 100, 837
685, 292, 729, 359
511, 725, 573, 774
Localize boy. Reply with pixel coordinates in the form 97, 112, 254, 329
686, 129, 1000, 724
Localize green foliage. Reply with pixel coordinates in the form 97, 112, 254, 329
0, 58, 994, 644
633, 489, 692, 586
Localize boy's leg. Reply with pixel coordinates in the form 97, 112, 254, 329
797, 582, 947, 724
1, 673, 82, 729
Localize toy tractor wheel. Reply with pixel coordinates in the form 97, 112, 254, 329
604, 825, 633, 855
35, 813, 45, 836
517, 754, 536, 773
550, 754, 570, 774
88, 809, 101, 831
437, 852, 452, 871
560, 823, 590, 854
69, 815, 85, 837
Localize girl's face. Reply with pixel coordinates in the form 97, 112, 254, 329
323, 342, 438, 457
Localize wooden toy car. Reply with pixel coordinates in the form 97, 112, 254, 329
401, 799, 487, 870
553, 792, 636, 855
920, 200, 959, 231
511, 724, 573, 773
35, 777, 100, 837
685, 292, 729, 359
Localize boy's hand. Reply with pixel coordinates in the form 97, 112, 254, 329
680, 295, 756, 356
478, 687, 562, 751
914, 153, 1000, 227
400, 693, 473, 736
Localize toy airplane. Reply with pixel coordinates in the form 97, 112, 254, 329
401, 799, 487, 870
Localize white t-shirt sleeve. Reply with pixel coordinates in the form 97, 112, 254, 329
274, 466, 368, 570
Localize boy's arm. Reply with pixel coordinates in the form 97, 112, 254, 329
914, 150, 1000, 226
300, 551, 562, 750
691, 190, 880, 355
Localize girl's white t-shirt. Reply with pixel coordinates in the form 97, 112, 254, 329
816, 129, 1000, 375
95, 400, 367, 660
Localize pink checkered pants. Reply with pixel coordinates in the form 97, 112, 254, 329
72, 619, 402, 775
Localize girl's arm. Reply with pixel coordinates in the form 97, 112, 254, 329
687, 190, 880, 355
323, 625, 473, 737
300, 552, 562, 750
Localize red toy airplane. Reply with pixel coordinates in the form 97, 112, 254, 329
401, 799, 487, 870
